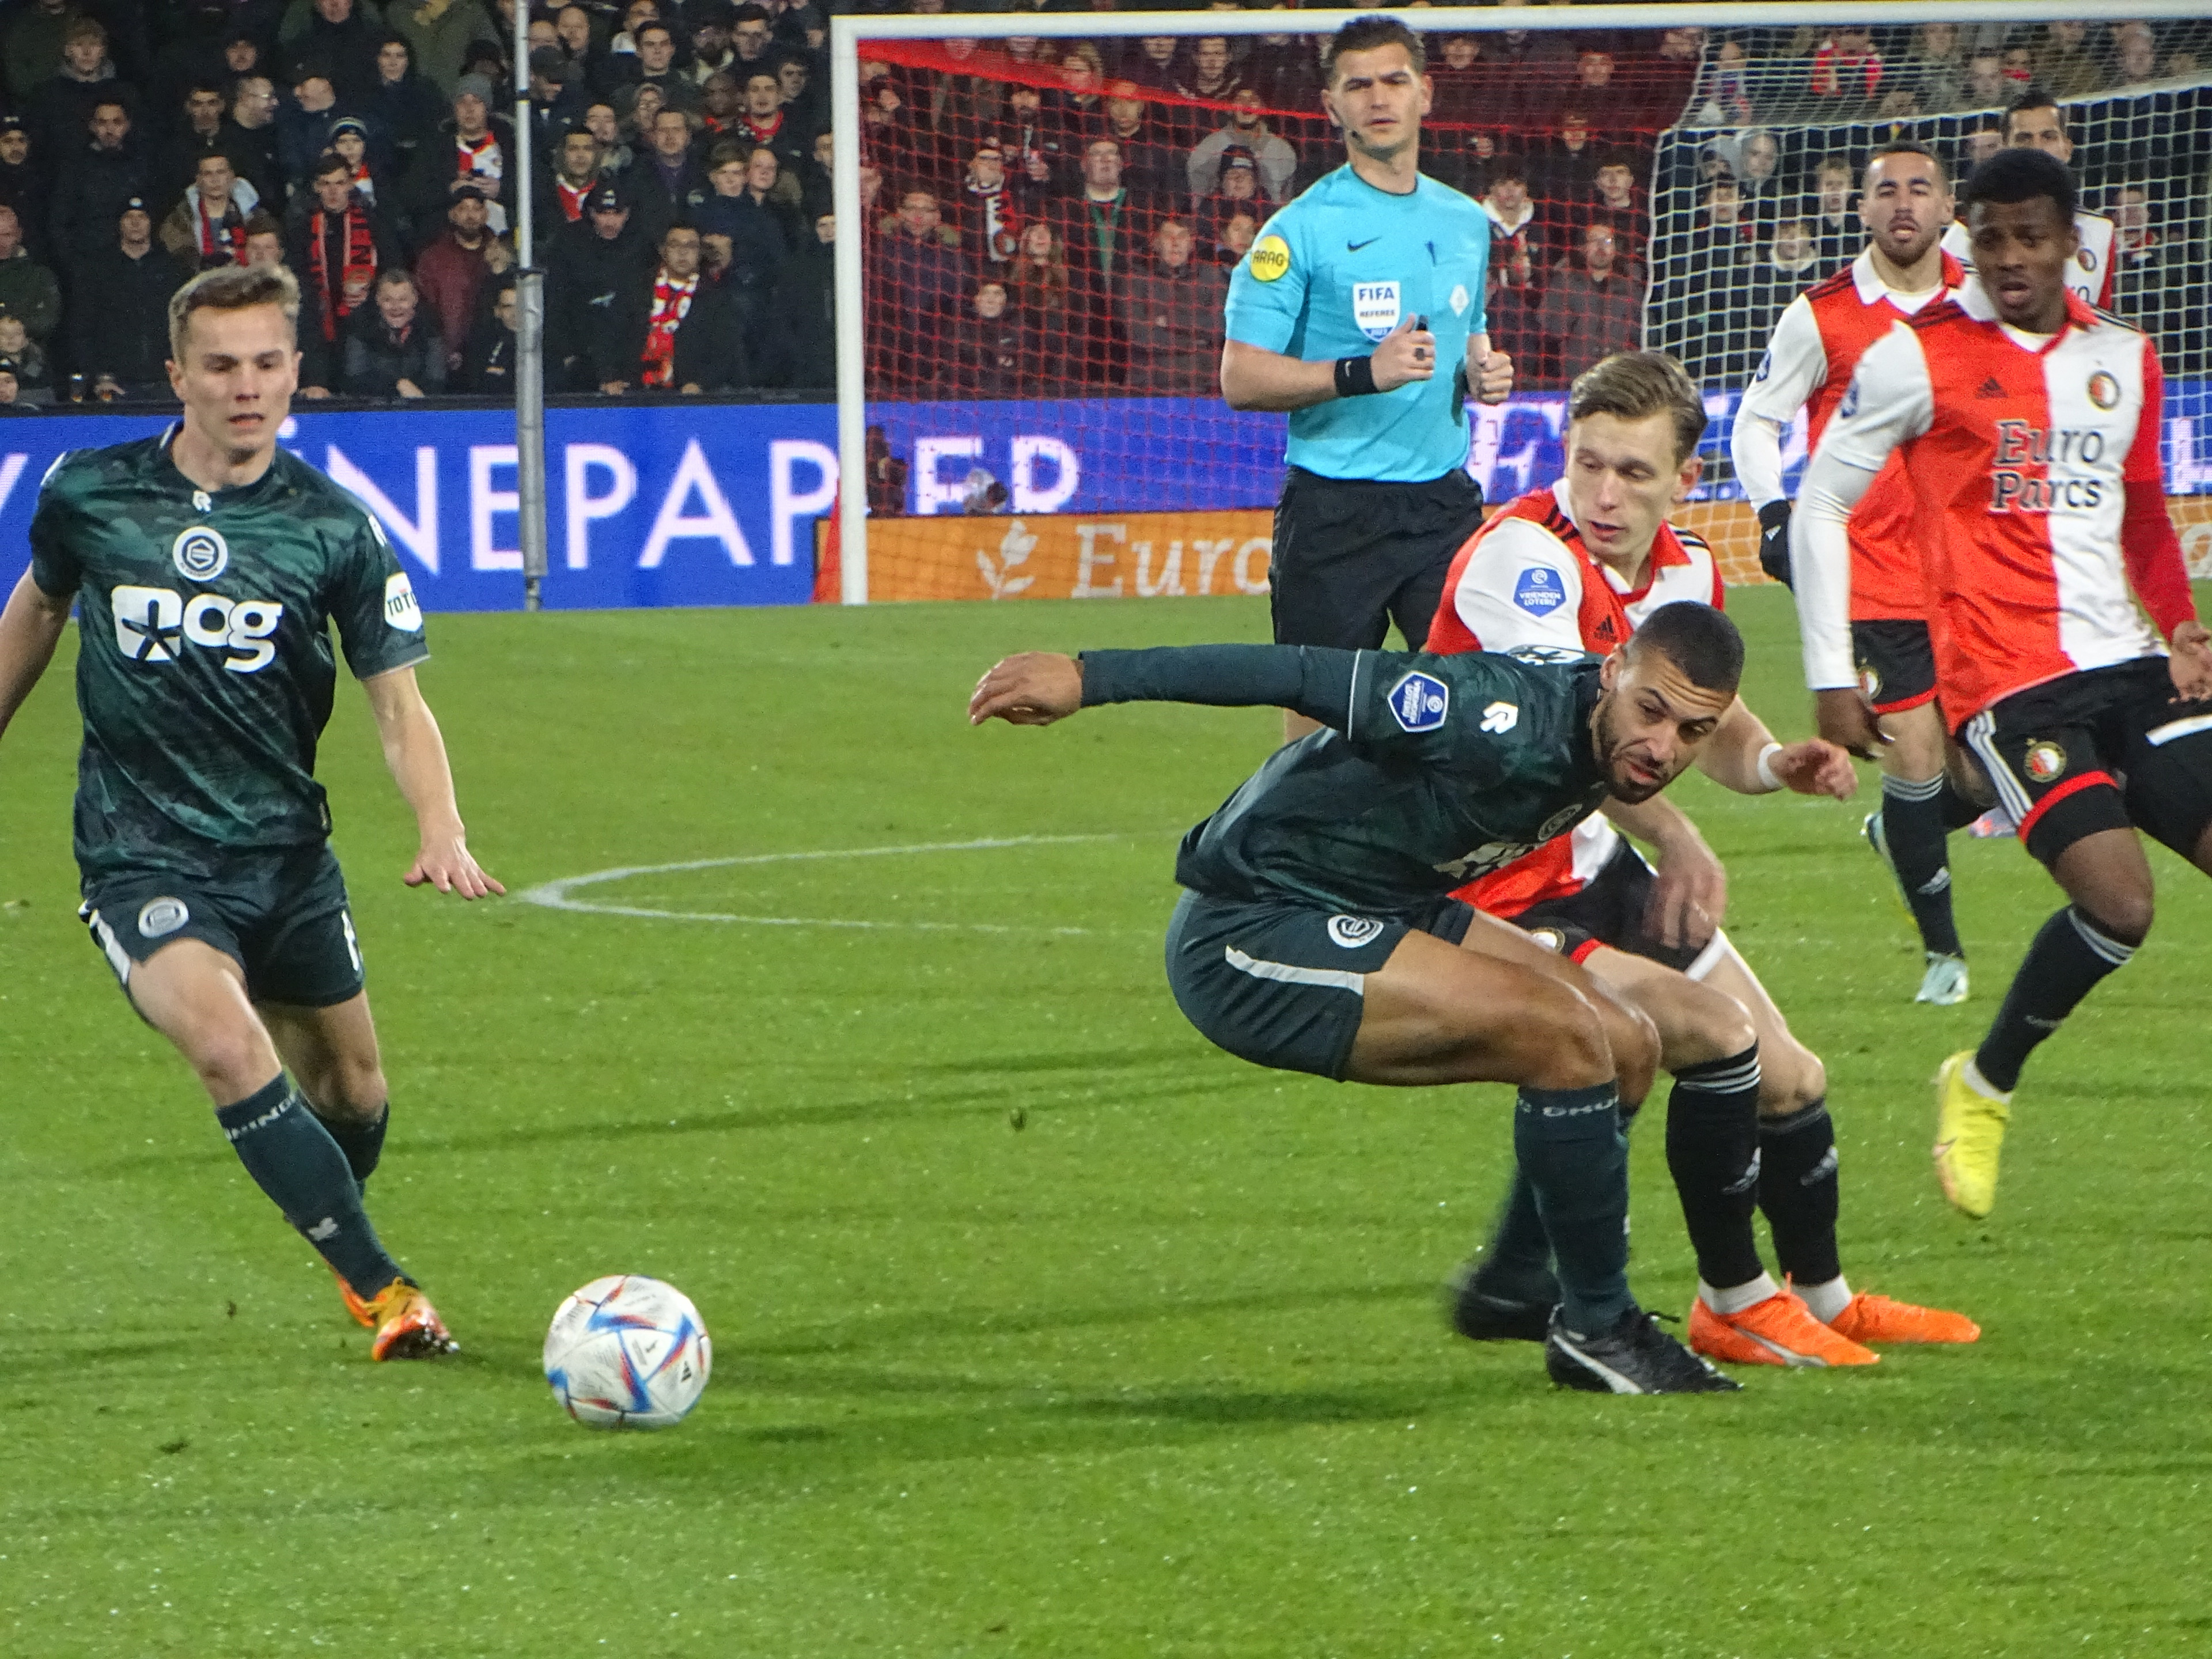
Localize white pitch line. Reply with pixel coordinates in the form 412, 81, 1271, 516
514, 833, 1135, 934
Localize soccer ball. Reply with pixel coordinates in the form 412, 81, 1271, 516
543, 1275, 712, 1430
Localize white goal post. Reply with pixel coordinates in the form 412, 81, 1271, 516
830, 1, 2212, 604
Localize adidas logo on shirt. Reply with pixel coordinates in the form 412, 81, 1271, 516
1976, 376, 2005, 399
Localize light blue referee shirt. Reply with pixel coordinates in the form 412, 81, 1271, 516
1225, 164, 1492, 484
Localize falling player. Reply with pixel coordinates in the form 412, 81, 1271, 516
1733, 141, 1974, 1006
1795, 149, 2212, 1218
1942, 87, 2115, 312
970, 603, 1861, 1392
0, 265, 499, 1355
1433, 351, 1977, 1366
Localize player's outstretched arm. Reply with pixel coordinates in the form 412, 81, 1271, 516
972, 644, 1365, 732
359, 666, 504, 899
969, 652, 1084, 726
0, 570, 71, 740
1697, 697, 1857, 801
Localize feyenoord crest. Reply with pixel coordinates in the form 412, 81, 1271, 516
2077, 246, 2098, 272
172, 525, 229, 582
1327, 915, 1385, 949
1352, 280, 1402, 341
2024, 740, 2067, 783
1859, 661, 1884, 702
2087, 370, 2121, 411
137, 897, 190, 938
1526, 927, 1566, 955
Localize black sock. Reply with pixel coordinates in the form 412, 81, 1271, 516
1975, 907, 2136, 1092
1513, 1082, 1633, 1334
1470, 1171, 1556, 1302
313, 1101, 389, 1192
1758, 1099, 1841, 1287
1878, 775, 1964, 957
1938, 775, 1986, 832
217, 1075, 403, 1299
1664, 1044, 1766, 1290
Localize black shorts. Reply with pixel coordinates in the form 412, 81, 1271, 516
1960, 657, 2212, 868
1269, 467, 1486, 651
80, 844, 365, 1009
1164, 888, 1477, 1081
1852, 619, 1938, 718
1501, 838, 1716, 976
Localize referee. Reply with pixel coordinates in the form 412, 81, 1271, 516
1221, 13, 1513, 737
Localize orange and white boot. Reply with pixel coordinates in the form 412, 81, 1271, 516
362, 1278, 459, 1361
1690, 1289, 1879, 1368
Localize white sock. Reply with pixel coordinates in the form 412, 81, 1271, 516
1796, 1274, 1854, 1324
1700, 1272, 1781, 1316
1962, 1058, 2013, 1103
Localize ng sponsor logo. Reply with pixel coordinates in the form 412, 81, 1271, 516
112, 585, 285, 672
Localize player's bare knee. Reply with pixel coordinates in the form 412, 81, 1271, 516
1666, 977, 1755, 1070
1611, 1001, 1660, 1107
186, 1029, 278, 1103
329, 1056, 388, 1120
2083, 890, 2153, 948
1759, 1041, 1827, 1115
1524, 982, 1615, 1093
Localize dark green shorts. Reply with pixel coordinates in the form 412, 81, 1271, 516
80, 844, 365, 1008
1164, 888, 1478, 1081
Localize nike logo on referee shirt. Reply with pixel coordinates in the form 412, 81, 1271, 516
1347, 237, 1380, 251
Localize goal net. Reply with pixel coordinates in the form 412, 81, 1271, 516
829, 8, 2212, 602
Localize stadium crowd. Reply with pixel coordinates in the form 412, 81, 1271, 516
0, 6, 2202, 410
855, 14, 2210, 396
0, 0, 840, 406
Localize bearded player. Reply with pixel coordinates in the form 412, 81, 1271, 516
1429, 351, 1977, 1367
0, 264, 500, 1357
971, 600, 1862, 1393
1733, 142, 1975, 1007
1796, 149, 2212, 1219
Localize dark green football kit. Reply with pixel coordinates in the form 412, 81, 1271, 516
29, 428, 429, 1007
1077, 642, 1608, 1080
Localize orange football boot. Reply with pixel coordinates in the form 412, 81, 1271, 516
363, 1278, 460, 1361
1828, 1292, 1980, 1345
1690, 1290, 1880, 1368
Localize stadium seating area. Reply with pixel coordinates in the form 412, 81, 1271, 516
0, 5, 2204, 411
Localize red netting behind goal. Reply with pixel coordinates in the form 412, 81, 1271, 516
854, 32, 1696, 402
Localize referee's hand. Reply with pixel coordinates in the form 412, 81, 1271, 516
1370, 315, 1435, 393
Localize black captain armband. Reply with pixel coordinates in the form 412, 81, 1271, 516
1333, 355, 1379, 398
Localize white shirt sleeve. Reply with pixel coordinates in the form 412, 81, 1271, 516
1729, 295, 1828, 509
1790, 323, 1934, 690
1445, 517, 1588, 654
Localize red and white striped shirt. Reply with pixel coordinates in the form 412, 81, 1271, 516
1795, 282, 2194, 723
1732, 248, 1963, 623
1425, 486, 1724, 915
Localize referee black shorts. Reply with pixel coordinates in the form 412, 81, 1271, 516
1268, 467, 1486, 652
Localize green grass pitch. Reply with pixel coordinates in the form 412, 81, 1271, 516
5, 587, 2211, 1657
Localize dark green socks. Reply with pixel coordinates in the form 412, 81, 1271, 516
216, 1076, 402, 1299
1513, 1082, 1633, 1335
